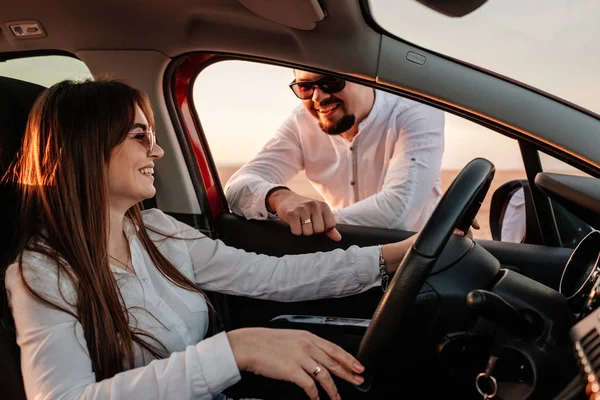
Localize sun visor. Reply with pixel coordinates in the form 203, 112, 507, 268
237, 0, 325, 30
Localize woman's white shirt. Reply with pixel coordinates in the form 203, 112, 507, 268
5, 209, 381, 400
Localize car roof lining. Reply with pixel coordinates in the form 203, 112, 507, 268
0, 0, 380, 77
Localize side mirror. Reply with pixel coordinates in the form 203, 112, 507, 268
490, 179, 594, 247
489, 179, 542, 244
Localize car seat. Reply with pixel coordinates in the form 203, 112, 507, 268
0, 76, 46, 400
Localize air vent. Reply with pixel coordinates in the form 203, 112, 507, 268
575, 328, 600, 395
7, 20, 46, 39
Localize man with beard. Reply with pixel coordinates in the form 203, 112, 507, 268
225, 70, 446, 240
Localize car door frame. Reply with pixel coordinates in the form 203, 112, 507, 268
164, 51, 599, 235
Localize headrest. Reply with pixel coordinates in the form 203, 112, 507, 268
0, 77, 46, 175
0, 77, 46, 268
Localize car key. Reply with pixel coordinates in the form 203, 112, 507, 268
475, 355, 499, 399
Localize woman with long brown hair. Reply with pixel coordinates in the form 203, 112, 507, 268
3, 79, 415, 400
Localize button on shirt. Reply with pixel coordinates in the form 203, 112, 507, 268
5, 209, 381, 400
225, 91, 445, 232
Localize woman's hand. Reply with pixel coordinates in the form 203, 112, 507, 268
382, 217, 480, 274
227, 328, 364, 400
453, 216, 481, 238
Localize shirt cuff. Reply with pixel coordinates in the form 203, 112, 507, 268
352, 246, 381, 287
195, 332, 241, 397
332, 209, 344, 224
254, 184, 289, 219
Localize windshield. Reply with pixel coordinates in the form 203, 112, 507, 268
368, 0, 600, 115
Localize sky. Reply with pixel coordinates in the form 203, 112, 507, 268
2, 0, 596, 173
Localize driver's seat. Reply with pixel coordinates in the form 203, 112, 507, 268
0, 76, 46, 400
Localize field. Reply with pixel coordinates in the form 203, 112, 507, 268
216, 166, 527, 241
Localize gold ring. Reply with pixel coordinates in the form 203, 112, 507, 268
302, 218, 312, 224
312, 363, 322, 377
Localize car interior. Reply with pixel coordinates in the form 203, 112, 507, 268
1, 1, 600, 399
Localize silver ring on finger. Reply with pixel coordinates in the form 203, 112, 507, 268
312, 363, 322, 377
302, 218, 312, 225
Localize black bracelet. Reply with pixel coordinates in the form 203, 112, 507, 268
378, 244, 389, 292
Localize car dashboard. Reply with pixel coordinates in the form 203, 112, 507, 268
563, 230, 600, 399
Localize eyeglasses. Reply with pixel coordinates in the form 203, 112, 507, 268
129, 126, 156, 156
289, 76, 346, 100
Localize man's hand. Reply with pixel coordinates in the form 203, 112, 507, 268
267, 188, 342, 241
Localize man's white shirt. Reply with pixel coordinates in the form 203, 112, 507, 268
225, 90, 445, 232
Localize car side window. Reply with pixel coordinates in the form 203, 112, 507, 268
539, 152, 594, 248
442, 114, 527, 241
192, 60, 527, 241
539, 153, 592, 178
193, 60, 321, 200
0, 55, 92, 86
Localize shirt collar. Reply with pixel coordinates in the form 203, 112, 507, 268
123, 216, 140, 241
357, 89, 382, 132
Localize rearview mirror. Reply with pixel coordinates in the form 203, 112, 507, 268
415, 0, 488, 17
489, 179, 593, 247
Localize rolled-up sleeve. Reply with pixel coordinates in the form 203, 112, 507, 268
334, 104, 444, 231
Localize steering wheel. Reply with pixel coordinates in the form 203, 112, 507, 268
356, 157, 495, 388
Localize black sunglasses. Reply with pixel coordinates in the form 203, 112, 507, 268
289, 76, 346, 100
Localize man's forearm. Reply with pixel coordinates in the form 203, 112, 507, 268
225, 173, 289, 220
